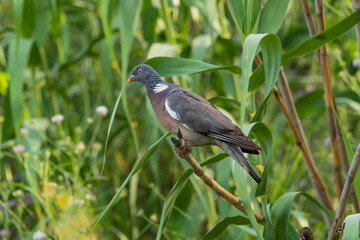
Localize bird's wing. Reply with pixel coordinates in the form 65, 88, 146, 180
165, 87, 261, 153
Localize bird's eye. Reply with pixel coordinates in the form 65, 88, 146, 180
138, 68, 142, 73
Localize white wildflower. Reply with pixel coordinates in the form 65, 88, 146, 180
323, 138, 330, 147
0, 229, 11, 236
32, 230, 46, 240
96, 105, 108, 117
353, 58, 360, 68
13, 144, 25, 154
85, 193, 95, 201
51, 114, 64, 123
12, 189, 24, 197
75, 142, 86, 152
73, 198, 85, 205
20, 128, 29, 136
92, 142, 102, 151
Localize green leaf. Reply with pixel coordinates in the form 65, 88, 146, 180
99, 85, 127, 178
207, 96, 241, 107
145, 57, 242, 77
333, 110, 360, 201
250, 10, 360, 92
258, 0, 290, 34
156, 153, 228, 240
232, 163, 263, 240
282, 10, 360, 62
240, 34, 281, 126
22, 0, 35, 38
119, 0, 142, 84
202, 215, 250, 240
7, 38, 33, 137
94, 132, 170, 230
343, 214, 360, 240
34, 0, 51, 46
264, 192, 334, 240
226, 0, 245, 40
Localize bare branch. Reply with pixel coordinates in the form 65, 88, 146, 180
171, 134, 265, 223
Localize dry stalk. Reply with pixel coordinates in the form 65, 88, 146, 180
301, 0, 359, 212
315, 0, 345, 200
327, 144, 360, 240
171, 132, 265, 223
352, 0, 360, 59
254, 55, 334, 225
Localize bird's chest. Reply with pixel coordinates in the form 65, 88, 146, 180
147, 90, 214, 146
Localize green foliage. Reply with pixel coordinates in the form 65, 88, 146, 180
0, 0, 360, 239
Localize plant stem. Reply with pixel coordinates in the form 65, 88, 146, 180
352, 0, 360, 60
327, 144, 360, 240
302, 0, 359, 212
255, 54, 334, 227
171, 134, 265, 223
315, 0, 345, 200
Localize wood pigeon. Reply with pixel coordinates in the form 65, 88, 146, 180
128, 64, 262, 183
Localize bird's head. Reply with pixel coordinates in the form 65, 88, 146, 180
127, 64, 159, 84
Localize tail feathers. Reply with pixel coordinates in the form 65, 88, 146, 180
227, 144, 261, 184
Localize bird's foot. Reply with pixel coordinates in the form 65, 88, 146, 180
171, 129, 191, 159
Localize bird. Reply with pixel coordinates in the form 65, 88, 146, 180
127, 64, 262, 183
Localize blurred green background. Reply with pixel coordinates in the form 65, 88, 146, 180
0, 0, 360, 239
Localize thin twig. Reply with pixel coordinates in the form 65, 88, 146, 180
327, 144, 360, 240
171, 132, 265, 223
301, 0, 359, 212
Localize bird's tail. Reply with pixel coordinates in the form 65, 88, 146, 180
227, 144, 261, 184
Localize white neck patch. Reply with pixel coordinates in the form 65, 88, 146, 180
153, 83, 168, 93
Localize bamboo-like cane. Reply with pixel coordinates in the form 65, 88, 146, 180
327, 145, 360, 240
352, 0, 360, 60
254, 55, 334, 228
301, 0, 360, 212
314, 0, 344, 200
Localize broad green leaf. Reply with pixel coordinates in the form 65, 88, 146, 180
94, 132, 170, 229
156, 153, 228, 240
343, 214, 360, 240
22, 0, 35, 38
226, 0, 245, 40
258, 0, 290, 34
232, 163, 263, 240
202, 215, 250, 240
244, 122, 272, 197
263, 192, 334, 240
141, 0, 158, 44
250, 10, 360, 92
295, 90, 326, 120
12, 0, 24, 39
282, 10, 360, 62
34, 0, 51, 46
240, 34, 281, 126
119, 0, 142, 85
145, 57, 242, 77
7, 38, 33, 137
251, 95, 270, 123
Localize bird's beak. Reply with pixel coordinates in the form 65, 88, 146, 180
127, 75, 135, 84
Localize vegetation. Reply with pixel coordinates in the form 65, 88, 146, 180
0, 0, 360, 239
